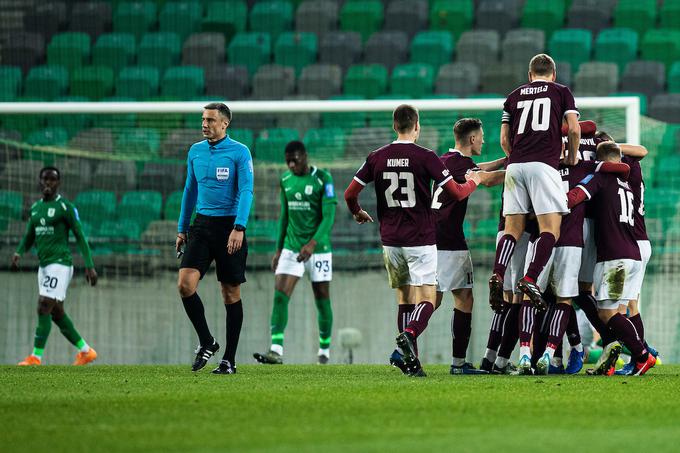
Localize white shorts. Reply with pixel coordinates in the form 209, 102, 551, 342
579, 218, 596, 283
628, 240, 651, 298
37, 264, 74, 301
593, 259, 643, 305
497, 231, 530, 294
383, 245, 437, 288
275, 248, 332, 282
436, 250, 473, 292
524, 245, 581, 298
503, 162, 568, 216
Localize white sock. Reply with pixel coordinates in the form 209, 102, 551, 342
484, 348, 497, 363
545, 346, 556, 359
318, 348, 329, 358
495, 356, 509, 368
452, 357, 466, 367
270, 344, 283, 355
79, 343, 90, 353
519, 345, 531, 358
573, 343, 584, 353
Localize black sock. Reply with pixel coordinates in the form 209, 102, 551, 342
224, 300, 243, 365
181, 293, 213, 347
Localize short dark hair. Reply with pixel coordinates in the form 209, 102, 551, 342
594, 130, 613, 142
204, 102, 232, 121
39, 166, 60, 179
454, 118, 483, 140
596, 141, 621, 160
393, 104, 419, 134
285, 140, 306, 155
529, 54, 556, 76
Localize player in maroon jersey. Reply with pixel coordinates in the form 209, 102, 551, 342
432, 118, 505, 375
566, 142, 656, 376
344, 104, 481, 377
490, 54, 581, 315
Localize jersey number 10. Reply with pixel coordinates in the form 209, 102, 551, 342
618, 187, 635, 226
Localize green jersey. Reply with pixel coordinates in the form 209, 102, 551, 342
277, 166, 337, 253
16, 195, 94, 268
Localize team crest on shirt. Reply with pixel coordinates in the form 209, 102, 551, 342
216, 167, 229, 180
295, 192, 302, 200
47, 208, 55, 217
305, 185, 313, 195
40, 218, 46, 225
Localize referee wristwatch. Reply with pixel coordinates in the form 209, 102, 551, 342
233, 224, 246, 232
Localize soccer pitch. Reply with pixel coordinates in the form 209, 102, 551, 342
2, 365, 680, 452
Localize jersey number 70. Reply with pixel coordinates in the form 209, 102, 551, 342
516, 98, 551, 134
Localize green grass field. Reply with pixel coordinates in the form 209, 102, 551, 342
2, 364, 680, 452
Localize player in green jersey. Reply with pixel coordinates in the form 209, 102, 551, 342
12, 167, 98, 366
254, 141, 337, 364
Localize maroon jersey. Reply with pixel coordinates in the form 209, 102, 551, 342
354, 141, 453, 247
503, 80, 578, 169
562, 132, 605, 220
576, 173, 641, 262
556, 160, 601, 247
434, 150, 479, 251
622, 156, 648, 241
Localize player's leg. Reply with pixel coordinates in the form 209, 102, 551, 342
564, 304, 585, 374
254, 272, 300, 364
450, 288, 485, 374
18, 295, 55, 365
50, 302, 96, 365
383, 246, 414, 372
491, 214, 526, 308
481, 296, 510, 372
397, 283, 436, 377
309, 252, 333, 364
493, 294, 522, 374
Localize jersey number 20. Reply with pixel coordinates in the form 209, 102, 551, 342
516, 98, 551, 134
384, 172, 416, 208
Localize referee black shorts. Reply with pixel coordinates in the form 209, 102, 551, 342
180, 214, 247, 284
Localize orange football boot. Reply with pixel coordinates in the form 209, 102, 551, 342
18, 355, 41, 366
73, 348, 97, 365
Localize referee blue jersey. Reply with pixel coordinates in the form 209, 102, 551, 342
178, 135, 254, 232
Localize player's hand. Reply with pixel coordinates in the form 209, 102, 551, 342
490, 298, 504, 314
297, 240, 317, 263
85, 268, 98, 286
176, 233, 186, 256
353, 210, 373, 224
466, 171, 482, 185
10, 253, 20, 271
227, 229, 244, 255
271, 250, 282, 272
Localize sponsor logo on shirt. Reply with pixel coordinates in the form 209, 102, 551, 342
216, 167, 230, 180
288, 201, 311, 210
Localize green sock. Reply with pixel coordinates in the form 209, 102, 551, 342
314, 298, 333, 350
270, 290, 290, 347
32, 314, 52, 358
53, 314, 85, 349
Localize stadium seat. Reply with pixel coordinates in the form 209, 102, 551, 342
205, 64, 250, 99
303, 127, 345, 160
94, 96, 138, 131
0, 32, 45, 74
159, 1, 202, 41
340, 1, 384, 43
456, 30, 500, 66
661, 0, 680, 29
430, 0, 474, 38
161, 66, 205, 99
410, 31, 454, 73
70, 66, 114, 100
113, 1, 157, 40
391, 63, 435, 98
250, 0, 293, 41
0, 190, 23, 224
96, 219, 142, 251
364, 31, 409, 72
620, 61, 666, 99
202, 0, 247, 42
319, 31, 362, 73
141, 219, 177, 245
476, 0, 521, 37
118, 190, 162, 230
70, 2, 112, 40
298, 64, 343, 99
23, 1, 67, 42
521, 0, 565, 39
502, 29, 545, 64
255, 128, 300, 161
614, 0, 657, 36
649, 94, 680, 123
556, 61, 572, 87
26, 127, 69, 147
182, 32, 226, 70
274, 32, 317, 76
69, 128, 115, 154
229, 128, 254, 150
0, 159, 44, 193
74, 190, 117, 227
346, 127, 392, 158
566, 0, 614, 34
549, 29, 592, 72
670, 62, 680, 93
481, 63, 525, 95
435, 62, 479, 97
296, 0, 338, 36
92, 33, 136, 76
24, 65, 69, 101
574, 62, 619, 96
53, 157, 93, 197
321, 95, 368, 130
228, 32, 272, 76
116, 66, 160, 99
163, 190, 183, 220
252, 64, 296, 99
640, 29, 680, 71
138, 32, 181, 72
0, 66, 22, 101
385, 0, 428, 39
44, 96, 90, 139
138, 163, 186, 196
116, 128, 161, 158
92, 161, 137, 191
594, 28, 638, 73
47, 32, 91, 71
160, 128, 202, 159
343, 64, 388, 99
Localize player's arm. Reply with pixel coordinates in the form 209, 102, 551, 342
66, 204, 97, 286
229, 146, 255, 255
620, 144, 648, 159
564, 112, 581, 166
561, 120, 596, 136
500, 123, 511, 156
477, 157, 507, 171
567, 173, 601, 208
12, 221, 35, 270
477, 170, 505, 187
595, 161, 631, 180
344, 178, 373, 224
300, 174, 337, 262
177, 152, 198, 253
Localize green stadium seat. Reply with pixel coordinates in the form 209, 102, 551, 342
92, 33, 136, 76
47, 96, 91, 139
614, 0, 657, 37
521, 0, 565, 39
202, 1, 247, 42
410, 31, 454, 73
159, 1, 202, 41
255, 128, 299, 161
161, 66, 205, 98
303, 127, 345, 161
0, 190, 23, 224
390, 63, 435, 98
70, 66, 114, 100
47, 32, 91, 71
115, 128, 161, 158
75, 191, 117, 227
1, 96, 44, 137
229, 128, 254, 151
0, 66, 22, 101
429, 0, 474, 39
118, 190, 162, 230
137, 95, 184, 134
97, 219, 142, 252
661, 0, 680, 29
321, 95, 368, 130
340, 1, 384, 42
250, 0, 293, 41
670, 62, 680, 93
24, 65, 69, 100
116, 66, 160, 99
164, 190, 183, 220
641, 29, 680, 71
138, 32, 181, 72
594, 28, 638, 73
228, 32, 271, 76
610, 92, 648, 115
343, 64, 388, 99
113, 1, 157, 40
274, 32, 317, 76
549, 29, 592, 72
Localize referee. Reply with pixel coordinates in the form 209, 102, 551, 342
176, 102, 254, 375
